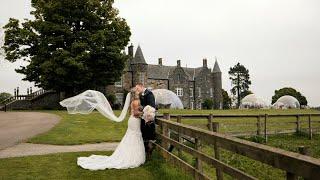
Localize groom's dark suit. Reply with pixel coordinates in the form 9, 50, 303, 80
140, 89, 156, 149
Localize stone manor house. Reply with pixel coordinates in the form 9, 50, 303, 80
107, 44, 223, 109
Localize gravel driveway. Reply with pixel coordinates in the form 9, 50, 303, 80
0, 112, 60, 150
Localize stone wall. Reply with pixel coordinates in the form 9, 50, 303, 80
6, 92, 61, 110
31, 92, 61, 109
147, 79, 169, 89
194, 67, 214, 109
168, 67, 190, 108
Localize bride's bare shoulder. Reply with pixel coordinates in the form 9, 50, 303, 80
131, 100, 140, 110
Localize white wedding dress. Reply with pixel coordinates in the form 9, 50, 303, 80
60, 90, 145, 170
77, 115, 145, 170
59, 89, 184, 170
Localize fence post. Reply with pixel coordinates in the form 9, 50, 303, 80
212, 122, 223, 180
257, 115, 261, 136
195, 138, 203, 178
286, 146, 310, 180
308, 114, 312, 140
264, 114, 268, 143
207, 114, 213, 131
212, 122, 220, 133
162, 113, 170, 149
163, 113, 170, 121
177, 115, 182, 157
296, 115, 301, 133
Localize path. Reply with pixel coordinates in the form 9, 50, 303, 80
0, 112, 60, 150
0, 142, 119, 159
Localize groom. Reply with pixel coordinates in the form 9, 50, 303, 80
135, 83, 156, 159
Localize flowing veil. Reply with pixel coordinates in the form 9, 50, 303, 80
60, 90, 131, 122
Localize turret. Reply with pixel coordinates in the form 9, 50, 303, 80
212, 59, 222, 109
131, 45, 148, 86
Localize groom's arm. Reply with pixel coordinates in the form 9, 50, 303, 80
146, 92, 156, 108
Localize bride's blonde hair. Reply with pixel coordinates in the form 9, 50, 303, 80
130, 88, 140, 102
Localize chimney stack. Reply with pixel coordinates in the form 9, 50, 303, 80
128, 44, 134, 57
177, 60, 181, 67
158, 58, 163, 66
203, 58, 207, 67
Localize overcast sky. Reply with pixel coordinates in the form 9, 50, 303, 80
0, 0, 319, 106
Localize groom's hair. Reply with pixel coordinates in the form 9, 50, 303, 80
136, 83, 144, 87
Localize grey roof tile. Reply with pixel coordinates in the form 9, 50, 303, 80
132, 45, 147, 64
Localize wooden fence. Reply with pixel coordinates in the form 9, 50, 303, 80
154, 114, 320, 180
158, 113, 320, 142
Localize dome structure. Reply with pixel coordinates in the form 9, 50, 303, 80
240, 94, 268, 109
273, 95, 300, 109
152, 89, 184, 109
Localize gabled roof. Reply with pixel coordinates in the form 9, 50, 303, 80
147, 65, 203, 81
132, 45, 147, 64
212, 60, 221, 73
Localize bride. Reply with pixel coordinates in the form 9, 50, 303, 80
60, 88, 146, 170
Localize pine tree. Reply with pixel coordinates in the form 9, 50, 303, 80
228, 62, 252, 108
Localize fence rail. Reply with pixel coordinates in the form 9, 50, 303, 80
155, 114, 320, 180
157, 113, 320, 141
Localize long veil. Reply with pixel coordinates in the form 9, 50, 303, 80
60, 90, 131, 122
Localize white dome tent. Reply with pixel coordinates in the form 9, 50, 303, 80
240, 94, 268, 109
152, 89, 184, 109
273, 95, 300, 109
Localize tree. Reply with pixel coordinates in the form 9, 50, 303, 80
203, 99, 214, 109
222, 89, 231, 109
0, 92, 12, 102
228, 62, 252, 108
272, 87, 308, 106
240, 90, 253, 99
2, 0, 131, 96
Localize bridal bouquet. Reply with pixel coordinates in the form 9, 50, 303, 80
142, 105, 156, 123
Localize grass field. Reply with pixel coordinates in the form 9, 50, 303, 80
21, 109, 320, 179
29, 109, 320, 145
161, 109, 320, 135
29, 111, 128, 145
0, 151, 192, 180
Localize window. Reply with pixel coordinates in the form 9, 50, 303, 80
177, 74, 181, 82
210, 88, 213, 97
139, 73, 145, 85
198, 87, 201, 97
115, 93, 124, 105
189, 88, 193, 97
176, 88, 183, 97
114, 76, 123, 87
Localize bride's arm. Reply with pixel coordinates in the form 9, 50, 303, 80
131, 100, 142, 118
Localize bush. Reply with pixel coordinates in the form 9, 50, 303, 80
202, 99, 214, 109
0, 92, 12, 102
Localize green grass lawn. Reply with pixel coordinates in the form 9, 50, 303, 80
29, 109, 320, 145
20, 109, 320, 179
169, 133, 320, 180
0, 151, 192, 180
160, 109, 320, 135
29, 111, 129, 145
